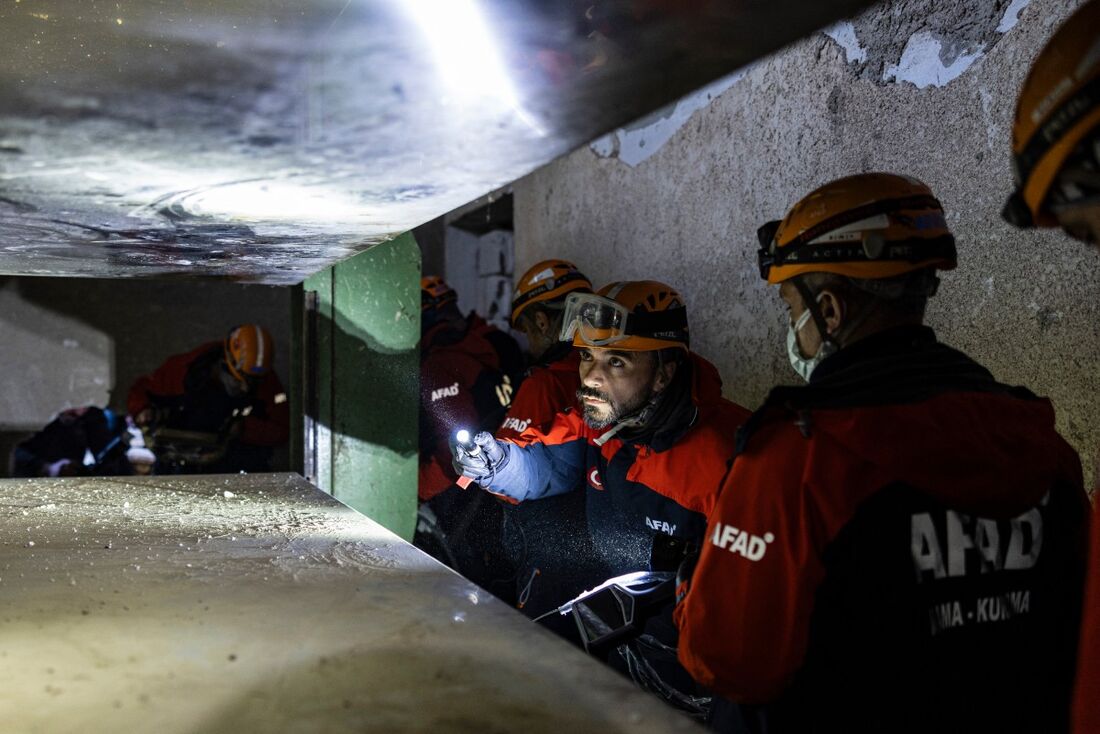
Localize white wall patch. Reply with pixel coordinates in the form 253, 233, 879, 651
589, 66, 750, 167
996, 0, 1030, 33
883, 32, 985, 89
823, 21, 868, 64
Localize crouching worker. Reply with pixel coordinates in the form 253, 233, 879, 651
453, 280, 751, 716
127, 324, 289, 474
675, 173, 1089, 733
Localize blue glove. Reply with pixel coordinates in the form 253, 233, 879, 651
451, 431, 510, 485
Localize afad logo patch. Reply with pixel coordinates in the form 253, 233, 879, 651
646, 517, 677, 535
588, 467, 604, 490
431, 382, 460, 402
500, 417, 531, 434
710, 523, 775, 562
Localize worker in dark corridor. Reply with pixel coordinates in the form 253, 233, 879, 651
454, 279, 751, 714
675, 173, 1089, 733
415, 275, 524, 600
127, 324, 289, 474
1001, 4, 1100, 731
495, 259, 597, 620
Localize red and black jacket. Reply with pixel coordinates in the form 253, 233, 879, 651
127, 342, 289, 447
497, 343, 581, 443
676, 326, 1088, 733
419, 315, 523, 501
489, 353, 750, 576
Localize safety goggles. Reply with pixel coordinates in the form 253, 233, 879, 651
559, 292, 687, 347
560, 292, 632, 346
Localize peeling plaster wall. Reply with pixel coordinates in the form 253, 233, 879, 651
0, 277, 290, 474
515, 0, 1100, 485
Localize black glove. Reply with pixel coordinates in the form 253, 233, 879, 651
450, 431, 508, 485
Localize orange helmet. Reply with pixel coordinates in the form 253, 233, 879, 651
1003, 0, 1100, 228
561, 280, 689, 352
421, 275, 457, 311
224, 324, 274, 383
757, 173, 957, 284
511, 259, 593, 324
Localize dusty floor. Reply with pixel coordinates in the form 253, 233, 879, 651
0, 473, 700, 733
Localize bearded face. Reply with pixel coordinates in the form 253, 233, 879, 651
576, 384, 653, 429
576, 348, 664, 430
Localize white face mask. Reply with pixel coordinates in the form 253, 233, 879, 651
787, 310, 820, 382
786, 298, 835, 382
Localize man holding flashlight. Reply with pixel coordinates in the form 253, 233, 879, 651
454, 279, 748, 583
452, 279, 751, 705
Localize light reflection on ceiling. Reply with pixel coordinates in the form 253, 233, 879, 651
0, 0, 877, 283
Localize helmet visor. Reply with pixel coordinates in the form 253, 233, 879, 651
560, 293, 632, 347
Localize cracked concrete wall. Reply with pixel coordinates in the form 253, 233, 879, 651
514, 0, 1100, 485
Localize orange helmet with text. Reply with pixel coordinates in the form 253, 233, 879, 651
757, 173, 957, 284
511, 259, 593, 324
1003, 0, 1100, 228
420, 275, 457, 311
224, 324, 274, 383
561, 280, 689, 352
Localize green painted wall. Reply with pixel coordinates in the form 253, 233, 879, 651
301, 234, 420, 540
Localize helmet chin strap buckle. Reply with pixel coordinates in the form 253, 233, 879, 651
593, 392, 663, 446
594, 422, 626, 447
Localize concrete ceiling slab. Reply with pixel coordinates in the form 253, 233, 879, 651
0, 0, 876, 283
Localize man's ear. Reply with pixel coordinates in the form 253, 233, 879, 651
816, 289, 845, 336
652, 358, 678, 394
533, 310, 553, 338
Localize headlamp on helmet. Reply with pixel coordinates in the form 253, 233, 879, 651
757, 173, 957, 284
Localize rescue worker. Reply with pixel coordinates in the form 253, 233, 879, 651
415, 275, 524, 600
1002, 0, 1100, 246
454, 280, 751, 713
12, 406, 132, 477
496, 259, 596, 618
1002, 6, 1100, 731
675, 173, 1089, 733
127, 324, 289, 474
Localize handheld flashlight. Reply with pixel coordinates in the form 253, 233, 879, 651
455, 429, 479, 456
455, 429, 477, 489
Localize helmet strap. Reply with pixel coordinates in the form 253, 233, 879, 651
593, 391, 663, 447
793, 277, 840, 359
